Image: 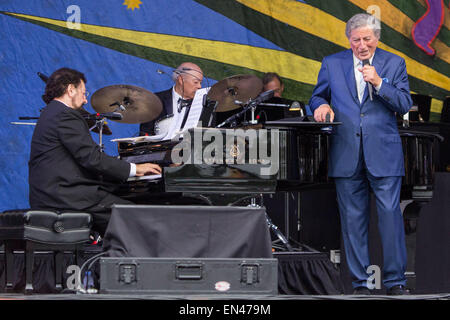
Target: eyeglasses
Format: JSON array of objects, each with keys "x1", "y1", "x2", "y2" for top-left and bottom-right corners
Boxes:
[{"x1": 84, "y1": 91, "x2": 90, "y2": 97}]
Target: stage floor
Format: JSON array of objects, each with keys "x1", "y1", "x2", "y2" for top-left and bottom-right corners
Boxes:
[{"x1": 0, "y1": 292, "x2": 449, "y2": 300}]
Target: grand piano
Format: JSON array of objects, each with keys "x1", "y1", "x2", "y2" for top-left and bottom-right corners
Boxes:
[
  {"x1": 115, "y1": 121, "x2": 336, "y2": 205},
  {"x1": 116, "y1": 123, "x2": 441, "y2": 206}
]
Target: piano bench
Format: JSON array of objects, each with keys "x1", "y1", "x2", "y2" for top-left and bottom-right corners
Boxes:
[{"x1": 0, "y1": 209, "x2": 92, "y2": 294}]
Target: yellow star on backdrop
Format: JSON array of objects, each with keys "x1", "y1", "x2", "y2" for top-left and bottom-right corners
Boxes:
[{"x1": 123, "y1": 0, "x2": 142, "y2": 11}]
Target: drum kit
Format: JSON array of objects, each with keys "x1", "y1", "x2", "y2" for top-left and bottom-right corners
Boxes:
[
  {"x1": 87, "y1": 74, "x2": 265, "y2": 135},
  {"x1": 17, "y1": 71, "x2": 266, "y2": 150}
]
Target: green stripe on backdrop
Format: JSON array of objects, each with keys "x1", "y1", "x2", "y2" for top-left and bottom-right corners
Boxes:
[
  {"x1": 429, "y1": 112, "x2": 442, "y2": 122},
  {"x1": 306, "y1": 0, "x2": 450, "y2": 78},
  {"x1": 387, "y1": 0, "x2": 450, "y2": 44},
  {"x1": 408, "y1": 76, "x2": 449, "y2": 100},
  {"x1": 387, "y1": 0, "x2": 428, "y2": 20},
  {"x1": 0, "y1": 12, "x2": 315, "y2": 103}
]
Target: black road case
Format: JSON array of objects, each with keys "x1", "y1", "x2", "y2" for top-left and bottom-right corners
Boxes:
[{"x1": 99, "y1": 257, "x2": 278, "y2": 295}]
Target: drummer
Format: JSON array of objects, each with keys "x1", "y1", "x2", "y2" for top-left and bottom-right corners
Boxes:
[
  {"x1": 140, "y1": 62, "x2": 204, "y2": 135},
  {"x1": 260, "y1": 72, "x2": 306, "y2": 119},
  {"x1": 262, "y1": 72, "x2": 284, "y2": 98}
]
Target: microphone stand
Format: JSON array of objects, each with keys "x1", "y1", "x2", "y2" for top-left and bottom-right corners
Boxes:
[
  {"x1": 216, "y1": 101, "x2": 257, "y2": 128},
  {"x1": 89, "y1": 117, "x2": 107, "y2": 152},
  {"x1": 248, "y1": 102, "x2": 258, "y2": 125},
  {"x1": 217, "y1": 90, "x2": 274, "y2": 128}
]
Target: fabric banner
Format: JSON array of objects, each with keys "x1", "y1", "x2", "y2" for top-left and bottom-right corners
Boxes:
[{"x1": 0, "y1": 0, "x2": 449, "y2": 211}]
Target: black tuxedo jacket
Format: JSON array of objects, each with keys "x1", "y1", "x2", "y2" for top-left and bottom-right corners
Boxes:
[
  {"x1": 139, "y1": 88, "x2": 172, "y2": 135},
  {"x1": 29, "y1": 100, "x2": 131, "y2": 211}
]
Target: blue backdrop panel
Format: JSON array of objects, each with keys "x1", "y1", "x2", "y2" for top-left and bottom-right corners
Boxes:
[{"x1": 0, "y1": 0, "x2": 281, "y2": 211}]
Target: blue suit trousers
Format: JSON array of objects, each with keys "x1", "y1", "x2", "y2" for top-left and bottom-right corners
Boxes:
[{"x1": 334, "y1": 148, "x2": 407, "y2": 289}]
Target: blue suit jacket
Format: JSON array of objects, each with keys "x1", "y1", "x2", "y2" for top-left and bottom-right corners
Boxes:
[{"x1": 309, "y1": 48, "x2": 413, "y2": 178}]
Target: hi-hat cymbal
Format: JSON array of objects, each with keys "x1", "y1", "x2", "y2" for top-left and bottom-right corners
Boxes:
[
  {"x1": 207, "y1": 75, "x2": 263, "y2": 112},
  {"x1": 91, "y1": 85, "x2": 163, "y2": 124},
  {"x1": 77, "y1": 107, "x2": 112, "y2": 135}
]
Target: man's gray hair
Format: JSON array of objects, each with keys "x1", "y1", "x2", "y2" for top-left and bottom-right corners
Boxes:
[{"x1": 345, "y1": 13, "x2": 381, "y2": 39}]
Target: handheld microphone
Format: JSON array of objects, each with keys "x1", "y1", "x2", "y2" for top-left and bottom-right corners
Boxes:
[{"x1": 362, "y1": 59, "x2": 373, "y2": 101}]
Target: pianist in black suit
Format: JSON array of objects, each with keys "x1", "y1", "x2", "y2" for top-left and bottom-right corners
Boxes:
[
  {"x1": 140, "y1": 62, "x2": 204, "y2": 135},
  {"x1": 28, "y1": 68, "x2": 161, "y2": 235}
]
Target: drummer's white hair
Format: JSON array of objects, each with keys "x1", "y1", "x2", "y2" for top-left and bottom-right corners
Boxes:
[
  {"x1": 171, "y1": 66, "x2": 203, "y2": 82},
  {"x1": 345, "y1": 13, "x2": 381, "y2": 39},
  {"x1": 171, "y1": 68, "x2": 184, "y2": 82}
]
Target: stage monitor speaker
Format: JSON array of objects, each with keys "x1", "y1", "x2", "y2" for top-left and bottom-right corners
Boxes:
[
  {"x1": 104, "y1": 205, "x2": 273, "y2": 259},
  {"x1": 99, "y1": 257, "x2": 278, "y2": 295}
]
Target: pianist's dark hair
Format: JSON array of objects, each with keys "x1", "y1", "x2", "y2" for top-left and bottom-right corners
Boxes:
[
  {"x1": 42, "y1": 68, "x2": 87, "y2": 104},
  {"x1": 262, "y1": 72, "x2": 283, "y2": 86}
]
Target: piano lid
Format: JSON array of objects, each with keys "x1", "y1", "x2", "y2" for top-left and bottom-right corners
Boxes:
[{"x1": 265, "y1": 116, "x2": 341, "y2": 128}]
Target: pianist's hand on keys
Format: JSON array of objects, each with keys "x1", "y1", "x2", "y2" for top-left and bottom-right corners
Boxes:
[{"x1": 135, "y1": 163, "x2": 162, "y2": 176}]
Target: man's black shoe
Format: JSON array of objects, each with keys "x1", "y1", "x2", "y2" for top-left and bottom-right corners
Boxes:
[
  {"x1": 387, "y1": 285, "x2": 410, "y2": 295},
  {"x1": 352, "y1": 286, "x2": 371, "y2": 295}
]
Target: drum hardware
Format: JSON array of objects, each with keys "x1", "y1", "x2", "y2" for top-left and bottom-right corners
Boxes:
[
  {"x1": 91, "y1": 84, "x2": 162, "y2": 124},
  {"x1": 10, "y1": 122, "x2": 36, "y2": 126},
  {"x1": 93, "y1": 117, "x2": 107, "y2": 152},
  {"x1": 78, "y1": 108, "x2": 113, "y2": 135},
  {"x1": 14, "y1": 110, "x2": 115, "y2": 138},
  {"x1": 12, "y1": 117, "x2": 39, "y2": 126},
  {"x1": 154, "y1": 114, "x2": 174, "y2": 136},
  {"x1": 207, "y1": 74, "x2": 263, "y2": 113},
  {"x1": 230, "y1": 193, "x2": 293, "y2": 252},
  {"x1": 216, "y1": 89, "x2": 274, "y2": 128},
  {"x1": 86, "y1": 113, "x2": 124, "y2": 152}
]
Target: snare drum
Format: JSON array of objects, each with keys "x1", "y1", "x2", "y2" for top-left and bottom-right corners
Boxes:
[{"x1": 154, "y1": 114, "x2": 174, "y2": 136}]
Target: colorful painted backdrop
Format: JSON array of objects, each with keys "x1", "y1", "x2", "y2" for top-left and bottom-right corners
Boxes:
[{"x1": 0, "y1": 0, "x2": 449, "y2": 211}]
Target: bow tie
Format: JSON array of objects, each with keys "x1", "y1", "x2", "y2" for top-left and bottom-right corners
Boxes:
[{"x1": 177, "y1": 98, "x2": 193, "y2": 112}]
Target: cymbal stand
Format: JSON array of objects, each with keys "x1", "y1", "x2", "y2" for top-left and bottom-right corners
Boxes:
[
  {"x1": 248, "y1": 104, "x2": 258, "y2": 125},
  {"x1": 249, "y1": 194, "x2": 293, "y2": 252},
  {"x1": 89, "y1": 117, "x2": 107, "y2": 152},
  {"x1": 266, "y1": 214, "x2": 293, "y2": 252}
]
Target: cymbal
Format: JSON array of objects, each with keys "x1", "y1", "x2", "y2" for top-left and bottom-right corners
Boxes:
[
  {"x1": 77, "y1": 107, "x2": 112, "y2": 135},
  {"x1": 90, "y1": 85, "x2": 163, "y2": 124},
  {"x1": 207, "y1": 74, "x2": 263, "y2": 112}
]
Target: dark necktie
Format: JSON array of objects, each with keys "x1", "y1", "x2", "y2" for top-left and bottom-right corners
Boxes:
[{"x1": 178, "y1": 98, "x2": 193, "y2": 130}]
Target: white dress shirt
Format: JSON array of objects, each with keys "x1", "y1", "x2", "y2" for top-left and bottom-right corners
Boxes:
[{"x1": 171, "y1": 86, "x2": 189, "y2": 132}]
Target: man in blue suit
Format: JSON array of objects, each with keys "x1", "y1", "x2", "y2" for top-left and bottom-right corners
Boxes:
[{"x1": 309, "y1": 13, "x2": 412, "y2": 295}]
